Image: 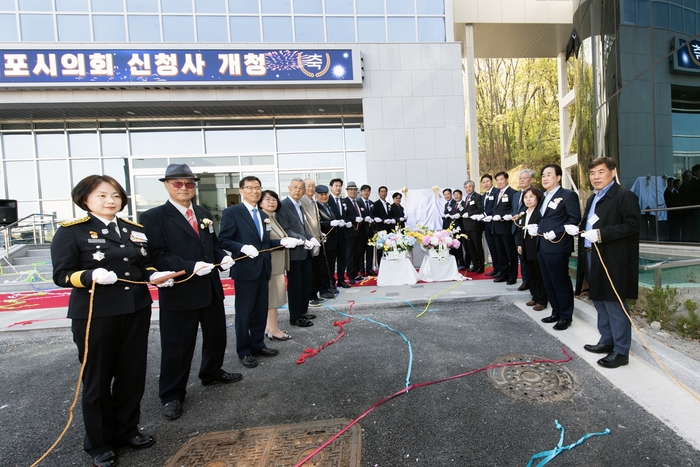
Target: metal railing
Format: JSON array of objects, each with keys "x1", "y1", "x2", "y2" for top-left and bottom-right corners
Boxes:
[{"x1": 1, "y1": 213, "x2": 58, "y2": 264}]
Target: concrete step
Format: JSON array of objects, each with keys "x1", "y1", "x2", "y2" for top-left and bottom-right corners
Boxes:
[
  {"x1": 25, "y1": 248, "x2": 52, "y2": 257},
  {"x1": 0, "y1": 263, "x2": 52, "y2": 274},
  {"x1": 7, "y1": 256, "x2": 52, "y2": 266},
  {"x1": 0, "y1": 281, "x2": 58, "y2": 294}
]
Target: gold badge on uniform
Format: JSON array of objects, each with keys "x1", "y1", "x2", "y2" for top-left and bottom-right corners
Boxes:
[{"x1": 89, "y1": 231, "x2": 98, "y2": 239}]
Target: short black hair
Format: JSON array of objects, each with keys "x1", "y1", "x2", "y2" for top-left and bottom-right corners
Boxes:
[
  {"x1": 72, "y1": 174, "x2": 128, "y2": 212},
  {"x1": 522, "y1": 187, "x2": 543, "y2": 204},
  {"x1": 360, "y1": 184, "x2": 371, "y2": 191},
  {"x1": 541, "y1": 164, "x2": 563, "y2": 177},
  {"x1": 453, "y1": 189, "x2": 463, "y2": 196},
  {"x1": 443, "y1": 188, "x2": 452, "y2": 195},
  {"x1": 258, "y1": 190, "x2": 281, "y2": 212},
  {"x1": 239, "y1": 175, "x2": 261, "y2": 188},
  {"x1": 378, "y1": 186, "x2": 388, "y2": 193},
  {"x1": 494, "y1": 171, "x2": 509, "y2": 180},
  {"x1": 480, "y1": 174, "x2": 493, "y2": 181},
  {"x1": 392, "y1": 192, "x2": 402, "y2": 199},
  {"x1": 329, "y1": 178, "x2": 344, "y2": 187}
]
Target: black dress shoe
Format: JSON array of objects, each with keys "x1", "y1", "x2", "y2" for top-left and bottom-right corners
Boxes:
[
  {"x1": 339, "y1": 282, "x2": 351, "y2": 289},
  {"x1": 290, "y1": 318, "x2": 314, "y2": 327},
  {"x1": 553, "y1": 320, "x2": 572, "y2": 330},
  {"x1": 517, "y1": 283, "x2": 529, "y2": 291},
  {"x1": 303, "y1": 313, "x2": 316, "y2": 320},
  {"x1": 162, "y1": 400, "x2": 182, "y2": 420},
  {"x1": 541, "y1": 315, "x2": 559, "y2": 323},
  {"x1": 320, "y1": 292, "x2": 335, "y2": 299},
  {"x1": 584, "y1": 343, "x2": 614, "y2": 354},
  {"x1": 239, "y1": 355, "x2": 258, "y2": 368},
  {"x1": 597, "y1": 352, "x2": 629, "y2": 368},
  {"x1": 348, "y1": 279, "x2": 357, "y2": 285},
  {"x1": 93, "y1": 450, "x2": 117, "y2": 467},
  {"x1": 202, "y1": 371, "x2": 243, "y2": 385},
  {"x1": 467, "y1": 267, "x2": 476, "y2": 272},
  {"x1": 124, "y1": 433, "x2": 155, "y2": 450},
  {"x1": 476, "y1": 269, "x2": 484, "y2": 274},
  {"x1": 485, "y1": 270, "x2": 497, "y2": 276},
  {"x1": 506, "y1": 279, "x2": 517, "y2": 285},
  {"x1": 252, "y1": 347, "x2": 279, "y2": 357},
  {"x1": 493, "y1": 277, "x2": 507, "y2": 283}
]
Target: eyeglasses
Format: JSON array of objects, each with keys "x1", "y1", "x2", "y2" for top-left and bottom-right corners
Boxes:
[
  {"x1": 169, "y1": 181, "x2": 196, "y2": 189},
  {"x1": 242, "y1": 186, "x2": 262, "y2": 191}
]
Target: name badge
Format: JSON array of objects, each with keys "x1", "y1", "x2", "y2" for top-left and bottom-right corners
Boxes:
[
  {"x1": 266, "y1": 225, "x2": 272, "y2": 231},
  {"x1": 469, "y1": 200, "x2": 475, "y2": 205},
  {"x1": 488, "y1": 196, "x2": 494, "y2": 200},
  {"x1": 589, "y1": 214, "x2": 600, "y2": 225},
  {"x1": 130, "y1": 231, "x2": 148, "y2": 241},
  {"x1": 502, "y1": 196, "x2": 509, "y2": 202},
  {"x1": 548, "y1": 201, "x2": 559, "y2": 210},
  {"x1": 87, "y1": 238, "x2": 106, "y2": 244},
  {"x1": 209, "y1": 225, "x2": 214, "y2": 233}
]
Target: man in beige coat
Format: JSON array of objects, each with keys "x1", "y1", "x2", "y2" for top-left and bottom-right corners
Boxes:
[{"x1": 302, "y1": 178, "x2": 325, "y2": 307}]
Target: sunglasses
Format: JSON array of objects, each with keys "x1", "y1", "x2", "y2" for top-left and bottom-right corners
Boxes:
[{"x1": 169, "y1": 181, "x2": 196, "y2": 189}]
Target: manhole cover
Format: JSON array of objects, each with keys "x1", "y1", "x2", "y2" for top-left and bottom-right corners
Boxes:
[
  {"x1": 164, "y1": 418, "x2": 360, "y2": 467},
  {"x1": 487, "y1": 354, "x2": 575, "y2": 402}
]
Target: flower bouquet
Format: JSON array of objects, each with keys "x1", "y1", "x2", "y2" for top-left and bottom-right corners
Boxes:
[
  {"x1": 368, "y1": 228, "x2": 416, "y2": 260},
  {"x1": 407, "y1": 225, "x2": 462, "y2": 261}
]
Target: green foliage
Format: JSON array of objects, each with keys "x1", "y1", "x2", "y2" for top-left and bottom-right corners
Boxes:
[
  {"x1": 676, "y1": 299, "x2": 700, "y2": 340},
  {"x1": 643, "y1": 286, "x2": 680, "y2": 329}
]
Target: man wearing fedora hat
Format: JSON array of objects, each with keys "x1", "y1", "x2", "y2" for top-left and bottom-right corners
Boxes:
[{"x1": 140, "y1": 163, "x2": 240, "y2": 421}]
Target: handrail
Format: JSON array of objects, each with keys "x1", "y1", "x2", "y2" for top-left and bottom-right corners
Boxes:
[
  {"x1": 2, "y1": 213, "x2": 58, "y2": 265},
  {"x1": 0, "y1": 213, "x2": 56, "y2": 232},
  {"x1": 638, "y1": 258, "x2": 700, "y2": 288}
]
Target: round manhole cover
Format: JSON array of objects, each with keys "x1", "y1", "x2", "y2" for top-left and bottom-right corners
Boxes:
[{"x1": 487, "y1": 354, "x2": 575, "y2": 402}]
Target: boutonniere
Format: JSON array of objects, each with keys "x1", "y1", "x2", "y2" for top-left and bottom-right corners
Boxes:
[
  {"x1": 200, "y1": 218, "x2": 213, "y2": 229},
  {"x1": 264, "y1": 218, "x2": 271, "y2": 224},
  {"x1": 554, "y1": 198, "x2": 563, "y2": 204}
]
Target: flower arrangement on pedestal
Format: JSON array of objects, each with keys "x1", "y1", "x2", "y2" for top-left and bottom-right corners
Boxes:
[
  {"x1": 406, "y1": 225, "x2": 462, "y2": 260},
  {"x1": 368, "y1": 228, "x2": 416, "y2": 260}
]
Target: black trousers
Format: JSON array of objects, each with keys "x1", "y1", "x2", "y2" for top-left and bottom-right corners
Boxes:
[
  {"x1": 234, "y1": 277, "x2": 268, "y2": 357},
  {"x1": 363, "y1": 237, "x2": 375, "y2": 274},
  {"x1": 522, "y1": 258, "x2": 547, "y2": 305},
  {"x1": 336, "y1": 235, "x2": 348, "y2": 284},
  {"x1": 287, "y1": 256, "x2": 312, "y2": 321},
  {"x1": 465, "y1": 229, "x2": 484, "y2": 271},
  {"x1": 72, "y1": 308, "x2": 151, "y2": 456},
  {"x1": 345, "y1": 235, "x2": 362, "y2": 279},
  {"x1": 159, "y1": 299, "x2": 227, "y2": 404},
  {"x1": 494, "y1": 232, "x2": 518, "y2": 281},
  {"x1": 538, "y1": 251, "x2": 574, "y2": 321},
  {"x1": 309, "y1": 252, "x2": 323, "y2": 300},
  {"x1": 319, "y1": 246, "x2": 337, "y2": 294},
  {"x1": 484, "y1": 227, "x2": 499, "y2": 272}
]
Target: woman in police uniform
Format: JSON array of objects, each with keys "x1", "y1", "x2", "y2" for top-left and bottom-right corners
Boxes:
[{"x1": 51, "y1": 175, "x2": 173, "y2": 467}]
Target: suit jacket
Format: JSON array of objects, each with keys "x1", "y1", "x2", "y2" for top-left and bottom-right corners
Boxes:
[
  {"x1": 482, "y1": 188, "x2": 497, "y2": 216},
  {"x1": 140, "y1": 201, "x2": 226, "y2": 311},
  {"x1": 268, "y1": 213, "x2": 289, "y2": 274},
  {"x1": 276, "y1": 197, "x2": 313, "y2": 261},
  {"x1": 52, "y1": 214, "x2": 155, "y2": 319},
  {"x1": 443, "y1": 198, "x2": 457, "y2": 229},
  {"x1": 373, "y1": 198, "x2": 391, "y2": 220},
  {"x1": 515, "y1": 209, "x2": 542, "y2": 261},
  {"x1": 317, "y1": 200, "x2": 339, "y2": 250},
  {"x1": 462, "y1": 192, "x2": 484, "y2": 232},
  {"x1": 492, "y1": 186, "x2": 517, "y2": 235},
  {"x1": 389, "y1": 203, "x2": 406, "y2": 227},
  {"x1": 358, "y1": 197, "x2": 374, "y2": 236},
  {"x1": 342, "y1": 197, "x2": 363, "y2": 238},
  {"x1": 575, "y1": 183, "x2": 640, "y2": 301},
  {"x1": 536, "y1": 186, "x2": 581, "y2": 254},
  {"x1": 300, "y1": 196, "x2": 322, "y2": 242}
]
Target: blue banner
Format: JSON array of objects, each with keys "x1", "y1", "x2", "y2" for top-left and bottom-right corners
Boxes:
[
  {"x1": 0, "y1": 48, "x2": 359, "y2": 85},
  {"x1": 672, "y1": 37, "x2": 700, "y2": 74}
]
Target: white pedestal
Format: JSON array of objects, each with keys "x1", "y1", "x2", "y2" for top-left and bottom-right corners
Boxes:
[
  {"x1": 377, "y1": 257, "x2": 419, "y2": 286},
  {"x1": 417, "y1": 255, "x2": 464, "y2": 282}
]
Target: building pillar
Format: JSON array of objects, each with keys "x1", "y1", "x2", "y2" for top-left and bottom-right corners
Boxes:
[
  {"x1": 463, "y1": 24, "x2": 479, "y2": 181},
  {"x1": 558, "y1": 52, "x2": 577, "y2": 190}
]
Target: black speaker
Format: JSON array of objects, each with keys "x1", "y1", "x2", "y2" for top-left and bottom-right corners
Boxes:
[{"x1": 0, "y1": 200, "x2": 18, "y2": 225}]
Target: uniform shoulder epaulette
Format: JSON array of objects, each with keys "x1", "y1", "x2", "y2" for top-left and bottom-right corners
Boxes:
[
  {"x1": 120, "y1": 217, "x2": 143, "y2": 228},
  {"x1": 59, "y1": 216, "x2": 90, "y2": 228}
]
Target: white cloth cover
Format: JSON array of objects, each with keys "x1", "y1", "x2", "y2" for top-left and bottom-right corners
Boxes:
[
  {"x1": 377, "y1": 257, "x2": 419, "y2": 286},
  {"x1": 417, "y1": 255, "x2": 464, "y2": 283}
]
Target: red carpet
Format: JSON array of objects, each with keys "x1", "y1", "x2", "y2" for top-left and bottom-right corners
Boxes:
[{"x1": 345, "y1": 266, "x2": 503, "y2": 287}]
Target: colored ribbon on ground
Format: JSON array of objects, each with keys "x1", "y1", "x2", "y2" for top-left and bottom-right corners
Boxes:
[
  {"x1": 296, "y1": 300, "x2": 355, "y2": 364},
  {"x1": 527, "y1": 419, "x2": 610, "y2": 467},
  {"x1": 416, "y1": 281, "x2": 463, "y2": 318},
  {"x1": 294, "y1": 348, "x2": 572, "y2": 467}
]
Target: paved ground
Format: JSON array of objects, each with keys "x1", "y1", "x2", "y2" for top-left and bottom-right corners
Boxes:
[{"x1": 1, "y1": 280, "x2": 700, "y2": 466}]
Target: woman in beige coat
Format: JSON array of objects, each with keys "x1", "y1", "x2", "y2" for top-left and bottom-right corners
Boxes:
[{"x1": 259, "y1": 190, "x2": 292, "y2": 340}]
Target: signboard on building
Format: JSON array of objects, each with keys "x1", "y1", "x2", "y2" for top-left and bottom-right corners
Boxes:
[
  {"x1": 0, "y1": 48, "x2": 362, "y2": 87},
  {"x1": 671, "y1": 36, "x2": 700, "y2": 75}
]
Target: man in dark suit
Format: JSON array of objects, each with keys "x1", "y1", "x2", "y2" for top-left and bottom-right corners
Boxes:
[
  {"x1": 491, "y1": 172, "x2": 518, "y2": 284},
  {"x1": 452, "y1": 189, "x2": 467, "y2": 269},
  {"x1": 461, "y1": 180, "x2": 485, "y2": 273},
  {"x1": 316, "y1": 185, "x2": 340, "y2": 299},
  {"x1": 276, "y1": 178, "x2": 319, "y2": 327},
  {"x1": 342, "y1": 181, "x2": 365, "y2": 283},
  {"x1": 372, "y1": 185, "x2": 393, "y2": 265},
  {"x1": 664, "y1": 177, "x2": 680, "y2": 241},
  {"x1": 302, "y1": 178, "x2": 324, "y2": 307},
  {"x1": 442, "y1": 188, "x2": 457, "y2": 230},
  {"x1": 574, "y1": 157, "x2": 640, "y2": 369},
  {"x1": 481, "y1": 174, "x2": 500, "y2": 276},
  {"x1": 358, "y1": 184, "x2": 376, "y2": 276},
  {"x1": 328, "y1": 178, "x2": 350, "y2": 288},
  {"x1": 140, "y1": 164, "x2": 240, "y2": 421},
  {"x1": 218, "y1": 175, "x2": 296, "y2": 369},
  {"x1": 531, "y1": 163, "x2": 581, "y2": 331},
  {"x1": 511, "y1": 169, "x2": 534, "y2": 291}
]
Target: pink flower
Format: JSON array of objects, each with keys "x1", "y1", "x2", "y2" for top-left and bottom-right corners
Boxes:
[
  {"x1": 452, "y1": 239, "x2": 460, "y2": 248},
  {"x1": 422, "y1": 236, "x2": 431, "y2": 245}
]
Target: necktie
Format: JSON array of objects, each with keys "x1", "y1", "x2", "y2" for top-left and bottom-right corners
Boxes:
[
  {"x1": 186, "y1": 208, "x2": 200, "y2": 237},
  {"x1": 251, "y1": 208, "x2": 262, "y2": 239},
  {"x1": 540, "y1": 192, "x2": 550, "y2": 216},
  {"x1": 496, "y1": 189, "x2": 503, "y2": 204},
  {"x1": 352, "y1": 199, "x2": 360, "y2": 216},
  {"x1": 108, "y1": 221, "x2": 120, "y2": 238},
  {"x1": 335, "y1": 197, "x2": 342, "y2": 214}
]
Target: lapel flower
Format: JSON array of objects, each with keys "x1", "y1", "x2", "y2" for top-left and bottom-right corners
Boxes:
[
  {"x1": 264, "y1": 218, "x2": 271, "y2": 224},
  {"x1": 200, "y1": 218, "x2": 213, "y2": 229},
  {"x1": 554, "y1": 197, "x2": 563, "y2": 204}
]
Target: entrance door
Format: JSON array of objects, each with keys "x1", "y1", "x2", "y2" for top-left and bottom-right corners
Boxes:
[{"x1": 197, "y1": 172, "x2": 240, "y2": 232}]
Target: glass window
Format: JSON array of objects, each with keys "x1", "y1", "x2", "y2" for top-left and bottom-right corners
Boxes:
[
  {"x1": 132, "y1": 157, "x2": 169, "y2": 168},
  {"x1": 294, "y1": 16, "x2": 324, "y2": 42},
  {"x1": 134, "y1": 177, "x2": 167, "y2": 214},
  {"x1": 36, "y1": 134, "x2": 67, "y2": 159},
  {"x1": 128, "y1": 15, "x2": 160, "y2": 41},
  {"x1": 230, "y1": 16, "x2": 261, "y2": 41},
  {"x1": 0, "y1": 15, "x2": 18, "y2": 41},
  {"x1": 324, "y1": 0, "x2": 353, "y2": 14},
  {"x1": 91, "y1": 0, "x2": 124, "y2": 12},
  {"x1": 161, "y1": 0, "x2": 193, "y2": 12},
  {"x1": 278, "y1": 152, "x2": 344, "y2": 169},
  {"x1": 68, "y1": 133, "x2": 98, "y2": 158},
  {"x1": 623, "y1": 0, "x2": 636, "y2": 24},
  {"x1": 357, "y1": 17, "x2": 385, "y2": 41},
  {"x1": 387, "y1": 0, "x2": 414, "y2": 15},
  {"x1": 277, "y1": 127, "x2": 343, "y2": 151},
  {"x1": 20, "y1": 14, "x2": 55, "y2": 41},
  {"x1": 294, "y1": 0, "x2": 322, "y2": 14},
  {"x1": 130, "y1": 130, "x2": 203, "y2": 156},
  {"x1": 241, "y1": 155, "x2": 275, "y2": 165},
  {"x1": 344, "y1": 127, "x2": 365, "y2": 150},
  {"x1": 229, "y1": 0, "x2": 259, "y2": 13},
  {"x1": 102, "y1": 158, "x2": 128, "y2": 188},
  {"x1": 346, "y1": 151, "x2": 366, "y2": 184},
  {"x1": 262, "y1": 16, "x2": 292, "y2": 41},
  {"x1": 43, "y1": 200, "x2": 74, "y2": 219},
  {"x1": 0, "y1": 0, "x2": 15, "y2": 10},
  {"x1": 388, "y1": 17, "x2": 415, "y2": 41},
  {"x1": 205, "y1": 129, "x2": 275, "y2": 153},
  {"x1": 126, "y1": 0, "x2": 158, "y2": 12},
  {"x1": 326, "y1": 17, "x2": 354, "y2": 41},
  {"x1": 163, "y1": 15, "x2": 195, "y2": 41},
  {"x1": 170, "y1": 156, "x2": 239, "y2": 166},
  {"x1": 670, "y1": 0, "x2": 682, "y2": 4},
  {"x1": 685, "y1": 0, "x2": 696, "y2": 8},
  {"x1": 2, "y1": 134, "x2": 33, "y2": 160},
  {"x1": 261, "y1": 0, "x2": 291, "y2": 13},
  {"x1": 93, "y1": 15, "x2": 126, "y2": 41},
  {"x1": 418, "y1": 17, "x2": 444, "y2": 41},
  {"x1": 416, "y1": 0, "x2": 444, "y2": 15},
  {"x1": 671, "y1": 4, "x2": 683, "y2": 30},
  {"x1": 39, "y1": 160, "x2": 70, "y2": 198},
  {"x1": 248, "y1": 172, "x2": 276, "y2": 191},
  {"x1": 685, "y1": 8, "x2": 696, "y2": 34},
  {"x1": 56, "y1": 0, "x2": 88, "y2": 11},
  {"x1": 5, "y1": 162, "x2": 38, "y2": 200},
  {"x1": 196, "y1": 0, "x2": 226, "y2": 13},
  {"x1": 19, "y1": 0, "x2": 52, "y2": 11},
  {"x1": 57, "y1": 15, "x2": 91, "y2": 41},
  {"x1": 638, "y1": 0, "x2": 650, "y2": 26},
  {"x1": 71, "y1": 159, "x2": 100, "y2": 185},
  {"x1": 100, "y1": 132, "x2": 127, "y2": 157},
  {"x1": 197, "y1": 15, "x2": 228, "y2": 41},
  {"x1": 356, "y1": 0, "x2": 383, "y2": 14}
]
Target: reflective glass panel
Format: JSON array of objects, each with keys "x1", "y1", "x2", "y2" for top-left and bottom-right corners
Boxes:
[
  {"x1": 128, "y1": 15, "x2": 160, "y2": 41},
  {"x1": 5, "y1": 162, "x2": 38, "y2": 199},
  {"x1": 230, "y1": 16, "x2": 261, "y2": 41},
  {"x1": 346, "y1": 151, "x2": 366, "y2": 184},
  {"x1": 163, "y1": 15, "x2": 195, "y2": 41},
  {"x1": 68, "y1": 133, "x2": 98, "y2": 158},
  {"x1": 388, "y1": 17, "x2": 415, "y2": 41},
  {"x1": 344, "y1": 127, "x2": 365, "y2": 150},
  {"x1": 294, "y1": 0, "x2": 322, "y2": 14},
  {"x1": 36, "y1": 134, "x2": 67, "y2": 159},
  {"x1": 0, "y1": 0, "x2": 15, "y2": 10},
  {"x1": 57, "y1": 15, "x2": 90, "y2": 41},
  {"x1": 0, "y1": 15, "x2": 18, "y2": 41},
  {"x1": 229, "y1": 0, "x2": 259, "y2": 13},
  {"x1": 638, "y1": 0, "x2": 650, "y2": 26},
  {"x1": 357, "y1": 17, "x2": 385, "y2": 42},
  {"x1": 324, "y1": 0, "x2": 353, "y2": 14},
  {"x1": 356, "y1": 0, "x2": 383, "y2": 14},
  {"x1": 262, "y1": 16, "x2": 292, "y2": 42},
  {"x1": 71, "y1": 159, "x2": 100, "y2": 186},
  {"x1": 277, "y1": 127, "x2": 343, "y2": 151},
  {"x1": 685, "y1": 0, "x2": 696, "y2": 8},
  {"x1": 197, "y1": 15, "x2": 228, "y2": 41},
  {"x1": 623, "y1": 0, "x2": 636, "y2": 24},
  {"x1": 131, "y1": 131, "x2": 203, "y2": 155},
  {"x1": 295, "y1": 16, "x2": 324, "y2": 42},
  {"x1": 132, "y1": 157, "x2": 168, "y2": 168},
  {"x1": 134, "y1": 177, "x2": 167, "y2": 214},
  {"x1": 20, "y1": 14, "x2": 55, "y2": 41},
  {"x1": 261, "y1": 0, "x2": 291, "y2": 13},
  {"x1": 418, "y1": 17, "x2": 444, "y2": 41},
  {"x1": 126, "y1": 0, "x2": 158, "y2": 12},
  {"x1": 102, "y1": 158, "x2": 128, "y2": 188},
  {"x1": 170, "y1": 156, "x2": 239, "y2": 166},
  {"x1": 16, "y1": 200, "x2": 39, "y2": 218},
  {"x1": 196, "y1": 0, "x2": 226, "y2": 12},
  {"x1": 671, "y1": 4, "x2": 684, "y2": 31},
  {"x1": 93, "y1": 15, "x2": 127, "y2": 41},
  {"x1": 19, "y1": 0, "x2": 52, "y2": 11},
  {"x1": 162, "y1": 0, "x2": 193, "y2": 12},
  {"x1": 91, "y1": 0, "x2": 124, "y2": 12},
  {"x1": 56, "y1": 0, "x2": 88, "y2": 11},
  {"x1": 278, "y1": 152, "x2": 344, "y2": 169},
  {"x1": 387, "y1": 0, "x2": 414, "y2": 14},
  {"x1": 241, "y1": 155, "x2": 275, "y2": 165},
  {"x1": 2, "y1": 134, "x2": 33, "y2": 160},
  {"x1": 43, "y1": 200, "x2": 74, "y2": 219},
  {"x1": 652, "y1": 1, "x2": 669, "y2": 28},
  {"x1": 245, "y1": 172, "x2": 275, "y2": 191},
  {"x1": 326, "y1": 17, "x2": 355, "y2": 41},
  {"x1": 39, "y1": 160, "x2": 70, "y2": 198},
  {"x1": 416, "y1": 0, "x2": 444, "y2": 15},
  {"x1": 685, "y1": 8, "x2": 696, "y2": 34},
  {"x1": 100, "y1": 132, "x2": 127, "y2": 157},
  {"x1": 205, "y1": 129, "x2": 275, "y2": 153}
]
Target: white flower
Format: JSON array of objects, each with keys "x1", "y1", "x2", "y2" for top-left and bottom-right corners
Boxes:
[{"x1": 200, "y1": 218, "x2": 213, "y2": 229}]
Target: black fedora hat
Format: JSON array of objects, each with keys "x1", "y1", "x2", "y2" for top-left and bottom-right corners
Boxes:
[{"x1": 159, "y1": 163, "x2": 200, "y2": 182}]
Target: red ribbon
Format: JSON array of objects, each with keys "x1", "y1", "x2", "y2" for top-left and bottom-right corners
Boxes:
[{"x1": 296, "y1": 300, "x2": 355, "y2": 364}]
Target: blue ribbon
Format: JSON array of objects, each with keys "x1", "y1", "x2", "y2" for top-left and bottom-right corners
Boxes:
[{"x1": 527, "y1": 420, "x2": 610, "y2": 467}]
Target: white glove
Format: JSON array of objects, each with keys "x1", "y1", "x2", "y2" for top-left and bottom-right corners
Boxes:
[
  {"x1": 462, "y1": 213, "x2": 469, "y2": 218},
  {"x1": 391, "y1": 219, "x2": 397, "y2": 224},
  {"x1": 219, "y1": 256, "x2": 235, "y2": 271},
  {"x1": 150, "y1": 271, "x2": 175, "y2": 287},
  {"x1": 364, "y1": 216, "x2": 372, "y2": 223},
  {"x1": 312, "y1": 245, "x2": 320, "y2": 256},
  {"x1": 384, "y1": 219, "x2": 392, "y2": 224},
  {"x1": 374, "y1": 217, "x2": 382, "y2": 223},
  {"x1": 564, "y1": 225, "x2": 580, "y2": 236},
  {"x1": 453, "y1": 214, "x2": 461, "y2": 219},
  {"x1": 92, "y1": 268, "x2": 117, "y2": 285},
  {"x1": 330, "y1": 219, "x2": 341, "y2": 227},
  {"x1": 194, "y1": 261, "x2": 215, "y2": 276},
  {"x1": 345, "y1": 221, "x2": 353, "y2": 228},
  {"x1": 582, "y1": 229, "x2": 600, "y2": 243},
  {"x1": 483, "y1": 216, "x2": 492, "y2": 223},
  {"x1": 492, "y1": 214, "x2": 502, "y2": 221},
  {"x1": 303, "y1": 239, "x2": 314, "y2": 250},
  {"x1": 543, "y1": 230, "x2": 556, "y2": 240},
  {"x1": 473, "y1": 214, "x2": 484, "y2": 221},
  {"x1": 309, "y1": 237, "x2": 320, "y2": 248},
  {"x1": 503, "y1": 214, "x2": 512, "y2": 221},
  {"x1": 526, "y1": 224, "x2": 539, "y2": 237},
  {"x1": 355, "y1": 216, "x2": 363, "y2": 223},
  {"x1": 399, "y1": 217, "x2": 405, "y2": 222},
  {"x1": 280, "y1": 237, "x2": 297, "y2": 248},
  {"x1": 240, "y1": 245, "x2": 259, "y2": 258}
]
